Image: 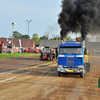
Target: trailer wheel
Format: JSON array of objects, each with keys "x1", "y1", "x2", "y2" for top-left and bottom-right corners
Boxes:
[
  {"x1": 58, "y1": 72, "x2": 61, "y2": 76},
  {"x1": 80, "y1": 71, "x2": 84, "y2": 78}
]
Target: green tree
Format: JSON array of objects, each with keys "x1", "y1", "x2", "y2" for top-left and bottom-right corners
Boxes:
[
  {"x1": 13, "y1": 31, "x2": 22, "y2": 39},
  {"x1": 32, "y1": 33, "x2": 40, "y2": 42},
  {"x1": 63, "y1": 36, "x2": 73, "y2": 41},
  {"x1": 50, "y1": 37, "x2": 61, "y2": 40},
  {"x1": 40, "y1": 35, "x2": 48, "y2": 40},
  {"x1": 22, "y1": 35, "x2": 30, "y2": 39},
  {"x1": 13, "y1": 31, "x2": 30, "y2": 39}
]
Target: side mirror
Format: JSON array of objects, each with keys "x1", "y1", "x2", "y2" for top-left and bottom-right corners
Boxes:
[{"x1": 84, "y1": 48, "x2": 87, "y2": 54}]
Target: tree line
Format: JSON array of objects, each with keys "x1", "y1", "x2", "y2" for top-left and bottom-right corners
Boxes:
[{"x1": 13, "y1": 31, "x2": 74, "y2": 42}]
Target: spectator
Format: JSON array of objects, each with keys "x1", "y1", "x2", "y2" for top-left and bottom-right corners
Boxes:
[
  {"x1": 50, "y1": 50, "x2": 53, "y2": 60},
  {"x1": 40, "y1": 50, "x2": 43, "y2": 57},
  {"x1": 52, "y1": 51, "x2": 55, "y2": 62},
  {"x1": 21, "y1": 48, "x2": 23, "y2": 53},
  {"x1": 56, "y1": 48, "x2": 58, "y2": 59}
]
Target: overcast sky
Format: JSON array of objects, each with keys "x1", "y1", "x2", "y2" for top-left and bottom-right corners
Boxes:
[{"x1": 0, "y1": 0, "x2": 62, "y2": 38}]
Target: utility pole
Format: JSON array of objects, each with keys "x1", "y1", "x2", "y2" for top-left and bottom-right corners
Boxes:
[
  {"x1": 26, "y1": 20, "x2": 32, "y2": 49},
  {"x1": 12, "y1": 22, "x2": 16, "y2": 53}
]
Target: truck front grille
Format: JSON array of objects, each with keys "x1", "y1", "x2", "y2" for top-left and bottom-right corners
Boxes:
[{"x1": 67, "y1": 57, "x2": 75, "y2": 66}]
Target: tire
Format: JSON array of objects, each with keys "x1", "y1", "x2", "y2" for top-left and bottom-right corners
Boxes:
[
  {"x1": 80, "y1": 71, "x2": 84, "y2": 78},
  {"x1": 58, "y1": 72, "x2": 61, "y2": 76},
  {"x1": 84, "y1": 70, "x2": 86, "y2": 76},
  {"x1": 40, "y1": 57, "x2": 42, "y2": 61},
  {"x1": 50, "y1": 57, "x2": 52, "y2": 61},
  {"x1": 34, "y1": 51, "x2": 37, "y2": 53},
  {"x1": 48, "y1": 57, "x2": 50, "y2": 61}
]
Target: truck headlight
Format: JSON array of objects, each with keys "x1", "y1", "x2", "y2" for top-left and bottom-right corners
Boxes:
[
  {"x1": 58, "y1": 65, "x2": 63, "y2": 68},
  {"x1": 78, "y1": 65, "x2": 83, "y2": 68}
]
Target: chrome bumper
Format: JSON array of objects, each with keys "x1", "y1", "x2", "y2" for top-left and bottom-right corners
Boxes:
[{"x1": 57, "y1": 67, "x2": 83, "y2": 73}]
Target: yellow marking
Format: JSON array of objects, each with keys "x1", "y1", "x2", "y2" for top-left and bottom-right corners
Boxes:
[{"x1": 67, "y1": 70, "x2": 73, "y2": 72}]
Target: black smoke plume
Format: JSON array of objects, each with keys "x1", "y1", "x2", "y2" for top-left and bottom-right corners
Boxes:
[{"x1": 58, "y1": 0, "x2": 100, "y2": 40}]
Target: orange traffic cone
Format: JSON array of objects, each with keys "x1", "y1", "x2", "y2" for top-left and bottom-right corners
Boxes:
[
  {"x1": 13, "y1": 54, "x2": 15, "y2": 57},
  {"x1": 3, "y1": 55, "x2": 4, "y2": 58},
  {"x1": 23, "y1": 54, "x2": 25, "y2": 57},
  {"x1": 37, "y1": 53, "x2": 38, "y2": 55},
  {"x1": 30, "y1": 53, "x2": 31, "y2": 56}
]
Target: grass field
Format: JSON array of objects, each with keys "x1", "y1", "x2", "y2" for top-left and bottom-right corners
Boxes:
[{"x1": 0, "y1": 53, "x2": 40, "y2": 58}]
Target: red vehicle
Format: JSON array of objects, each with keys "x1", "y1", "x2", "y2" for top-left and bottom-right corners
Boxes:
[
  {"x1": 36, "y1": 49, "x2": 41, "y2": 53},
  {"x1": 23, "y1": 49, "x2": 38, "y2": 53},
  {"x1": 40, "y1": 47, "x2": 52, "y2": 61}
]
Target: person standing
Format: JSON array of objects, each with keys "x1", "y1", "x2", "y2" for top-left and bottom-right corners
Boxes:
[
  {"x1": 55, "y1": 48, "x2": 58, "y2": 59},
  {"x1": 52, "y1": 51, "x2": 55, "y2": 62},
  {"x1": 50, "y1": 50, "x2": 53, "y2": 61}
]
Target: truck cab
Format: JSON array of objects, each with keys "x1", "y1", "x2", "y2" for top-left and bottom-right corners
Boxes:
[{"x1": 57, "y1": 40, "x2": 86, "y2": 78}]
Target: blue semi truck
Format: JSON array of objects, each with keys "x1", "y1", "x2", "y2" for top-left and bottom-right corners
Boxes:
[{"x1": 57, "y1": 38, "x2": 90, "y2": 78}]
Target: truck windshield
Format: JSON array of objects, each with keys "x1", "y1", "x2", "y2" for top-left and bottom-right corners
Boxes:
[{"x1": 59, "y1": 46, "x2": 82, "y2": 54}]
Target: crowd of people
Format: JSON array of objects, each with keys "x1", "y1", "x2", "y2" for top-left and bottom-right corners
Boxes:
[{"x1": 87, "y1": 49, "x2": 100, "y2": 56}]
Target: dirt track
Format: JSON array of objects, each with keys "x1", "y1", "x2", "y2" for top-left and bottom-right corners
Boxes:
[
  {"x1": 0, "y1": 55, "x2": 48, "y2": 73},
  {"x1": 0, "y1": 56, "x2": 100, "y2": 100}
]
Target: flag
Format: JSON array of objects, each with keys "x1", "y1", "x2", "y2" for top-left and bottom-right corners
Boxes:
[
  {"x1": 52, "y1": 34, "x2": 61, "y2": 37},
  {"x1": 45, "y1": 34, "x2": 52, "y2": 38},
  {"x1": 45, "y1": 34, "x2": 60, "y2": 38},
  {"x1": 7, "y1": 37, "x2": 9, "y2": 45}
]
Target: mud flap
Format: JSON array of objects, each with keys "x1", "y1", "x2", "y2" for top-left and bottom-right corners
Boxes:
[
  {"x1": 84, "y1": 63, "x2": 90, "y2": 72},
  {"x1": 98, "y1": 77, "x2": 100, "y2": 88}
]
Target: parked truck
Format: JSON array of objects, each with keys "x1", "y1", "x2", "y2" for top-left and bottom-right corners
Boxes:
[{"x1": 57, "y1": 38, "x2": 90, "y2": 78}]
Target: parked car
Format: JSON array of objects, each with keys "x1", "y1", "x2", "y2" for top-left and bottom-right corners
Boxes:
[
  {"x1": 35, "y1": 49, "x2": 41, "y2": 53},
  {"x1": 23, "y1": 49, "x2": 38, "y2": 53}
]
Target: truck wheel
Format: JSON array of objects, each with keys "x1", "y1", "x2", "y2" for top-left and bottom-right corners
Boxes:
[
  {"x1": 40, "y1": 57, "x2": 42, "y2": 61},
  {"x1": 80, "y1": 71, "x2": 84, "y2": 78},
  {"x1": 48, "y1": 57, "x2": 50, "y2": 61},
  {"x1": 58, "y1": 72, "x2": 61, "y2": 76}
]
